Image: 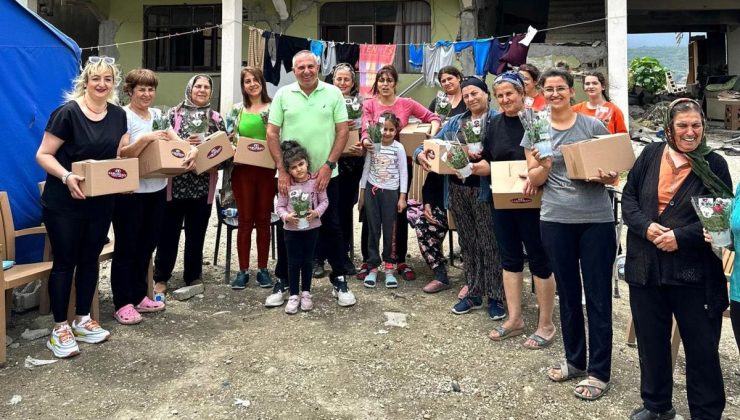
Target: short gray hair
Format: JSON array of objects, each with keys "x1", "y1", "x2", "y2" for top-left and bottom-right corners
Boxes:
[{"x1": 292, "y1": 50, "x2": 320, "y2": 68}]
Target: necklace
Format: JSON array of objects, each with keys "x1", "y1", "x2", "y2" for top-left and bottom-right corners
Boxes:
[{"x1": 83, "y1": 96, "x2": 107, "y2": 115}]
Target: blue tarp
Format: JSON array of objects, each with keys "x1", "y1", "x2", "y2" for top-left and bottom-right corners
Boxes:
[{"x1": 0, "y1": 2, "x2": 80, "y2": 262}]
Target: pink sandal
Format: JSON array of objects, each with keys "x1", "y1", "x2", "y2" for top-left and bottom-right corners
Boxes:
[
  {"x1": 135, "y1": 296, "x2": 165, "y2": 313},
  {"x1": 114, "y1": 304, "x2": 142, "y2": 325}
]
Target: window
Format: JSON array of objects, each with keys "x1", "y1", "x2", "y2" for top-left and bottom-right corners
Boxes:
[
  {"x1": 144, "y1": 5, "x2": 221, "y2": 72},
  {"x1": 320, "y1": 1, "x2": 431, "y2": 73}
]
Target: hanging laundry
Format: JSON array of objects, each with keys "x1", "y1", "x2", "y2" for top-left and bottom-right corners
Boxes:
[
  {"x1": 422, "y1": 43, "x2": 454, "y2": 87},
  {"x1": 247, "y1": 27, "x2": 265, "y2": 69},
  {"x1": 484, "y1": 38, "x2": 509, "y2": 76},
  {"x1": 321, "y1": 41, "x2": 337, "y2": 76},
  {"x1": 453, "y1": 40, "x2": 474, "y2": 53},
  {"x1": 358, "y1": 44, "x2": 397, "y2": 98},
  {"x1": 435, "y1": 40, "x2": 453, "y2": 48},
  {"x1": 408, "y1": 43, "x2": 424, "y2": 70},
  {"x1": 496, "y1": 34, "x2": 529, "y2": 74},
  {"x1": 520, "y1": 26, "x2": 538, "y2": 47},
  {"x1": 262, "y1": 33, "x2": 311, "y2": 86},
  {"x1": 262, "y1": 32, "x2": 281, "y2": 85},
  {"x1": 473, "y1": 39, "x2": 492, "y2": 76},
  {"x1": 310, "y1": 40, "x2": 325, "y2": 63},
  {"x1": 336, "y1": 43, "x2": 360, "y2": 68}
]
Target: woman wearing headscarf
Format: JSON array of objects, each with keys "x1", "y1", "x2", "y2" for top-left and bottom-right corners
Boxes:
[
  {"x1": 36, "y1": 56, "x2": 127, "y2": 357},
  {"x1": 154, "y1": 75, "x2": 226, "y2": 291},
  {"x1": 622, "y1": 98, "x2": 731, "y2": 420},
  {"x1": 415, "y1": 76, "x2": 505, "y2": 319}
]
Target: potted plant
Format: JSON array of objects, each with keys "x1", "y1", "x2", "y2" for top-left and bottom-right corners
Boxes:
[
  {"x1": 692, "y1": 196, "x2": 733, "y2": 247},
  {"x1": 290, "y1": 190, "x2": 311, "y2": 230},
  {"x1": 461, "y1": 118, "x2": 483, "y2": 154},
  {"x1": 518, "y1": 106, "x2": 553, "y2": 159},
  {"x1": 442, "y1": 142, "x2": 472, "y2": 178}
]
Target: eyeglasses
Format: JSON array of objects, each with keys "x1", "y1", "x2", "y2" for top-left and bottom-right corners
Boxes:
[
  {"x1": 543, "y1": 86, "x2": 569, "y2": 95},
  {"x1": 87, "y1": 56, "x2": 115, "y2": 65}
]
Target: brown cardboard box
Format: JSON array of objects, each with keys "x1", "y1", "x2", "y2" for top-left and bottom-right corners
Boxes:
[
  {"x1": 400, "y1": 123, "x2": 431, "y2": 157},
  {"x1": 490, "y1": 160, "x2": 542, "y2": 209},
  {"x1": 233, "y1": 137, "x2": 276, "y2": 169},
  {"x1": 71, "y1": 158, "x2": 139, "y2": 197},
  {"x1": 725, "y1": 102, "x2": 740, "y2": 131},
  {"x1": 138, "y1": 139, "x2": 191, "y2": 178},
  {"x1": 447, "y1": 210, "x2": 456, "y2": 231},
  {"x1": 408, "y1": 163, "x2": 428, "y2": 202},
  {"x1": 344, "y1": 130, "x2": 360, "y2": 154},
  {"x1": 561, "y1": 133, "x2": 635, "y2": 180},
  {"x1": 194, "y1": 131, "x2": 235, "y2": 174},
  {"x1": 422, "y1": 139, "x2": 465, "y2": 175}
]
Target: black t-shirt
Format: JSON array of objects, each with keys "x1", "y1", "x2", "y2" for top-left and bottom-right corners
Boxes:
[
  {"x1": 428, "y1": 96, "x2": 467, "y2": 117},
  {"x1": 41, "y1": 101, "x2": 127, "y2": 217},
  {"x1": 481, "y1": 113, "x2": 526, "y2": 162}
]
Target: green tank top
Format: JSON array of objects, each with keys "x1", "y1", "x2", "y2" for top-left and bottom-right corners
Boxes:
[{"x1": 237, "y1": 112, "x2": 266, "y2": 140}]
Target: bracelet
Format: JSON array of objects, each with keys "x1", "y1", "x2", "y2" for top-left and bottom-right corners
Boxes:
[{"x1": 61, "y1": 171, "x2": 72, "y2": 185}]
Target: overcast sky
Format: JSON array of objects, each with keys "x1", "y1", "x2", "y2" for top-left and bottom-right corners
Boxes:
[{"x1": 627, "y1": 32, "x2": 699, "y2": 47}]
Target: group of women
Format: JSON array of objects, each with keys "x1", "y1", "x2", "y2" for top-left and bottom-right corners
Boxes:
[{"x1": 35, "y1": 54, "x2": 737, "y2": 419}]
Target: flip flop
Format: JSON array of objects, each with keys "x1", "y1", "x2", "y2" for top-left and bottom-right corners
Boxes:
[
  {"x1": 488, "y1": 326, "x2": 524, "y2": 341},
  {"x1": 574, "y1": 378, "x2": 611, "y2": 401},
  {"x1": 547, "y1": 360, "x2": 587, "y2": 383},
  {"x1": 522, "y1": 333, "x2": 555, "y2": 350}
]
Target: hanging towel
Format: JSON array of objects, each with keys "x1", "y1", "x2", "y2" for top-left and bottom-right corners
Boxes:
[
  {"x1": 520, "y1": 26, "x2": 538, "y2": 47},
  {"x1": 484, "y1": 38, "x2": 509, "y2": 76},
  {"x1": 422, "y1": 44, "x2": 454, "y2": 87},
  {"x1": 408, "y1": 43, "x2": 424, "y2": 70},
  {"x1": 310, "y1": 40, "x2": 325, "y2": 62},
  {"x1": 453, "y1": 40, "x2": 474, "y2": 53},
  {"x1": 247, "y1": 27, "x2": 265, "y2": 69},
  {"x1": 336, "y1": 43, "x2": 360, "y2": 68},
  {"x1": 473, "y1": 39, "x2": 492, "y2": 76},
  {"x1": 262, "y1": 31, "x2": 281, "y2": 85},
  {"x1": 321, "y1": 41, "x2": 337, "y2": 76},
  {"x1": 435, "y1": 40, "x2": 453, "y2": 48},
  {"x1": 359, "y1": 44, "x2": 397, "y2": 98},
  {"x1": 276, "y1": 35, "x2": 311, "y2": 73},
  {"x1": 497, "y1": 34, "x2": 529, "y2": 74}
]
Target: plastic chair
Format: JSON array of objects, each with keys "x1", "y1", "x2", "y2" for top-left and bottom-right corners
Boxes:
[{"x1": 213, "y1": 193, "x2": 239, "y2": 284}]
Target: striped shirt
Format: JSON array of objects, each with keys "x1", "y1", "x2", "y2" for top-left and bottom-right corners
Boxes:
[{"x1": 359, "y1": 141, "x2": 408, "y2": 192}]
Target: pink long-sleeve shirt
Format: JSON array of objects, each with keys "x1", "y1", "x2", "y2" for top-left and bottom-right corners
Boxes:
[
  {"x1": 276, "y1": 175, "x2": 329, "y2": 231},
  {"x1": 360, "y1": 97, "x2": 441, "y2": 141}
]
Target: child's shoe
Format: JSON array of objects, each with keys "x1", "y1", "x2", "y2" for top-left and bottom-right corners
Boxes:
[
  {"x1": 47, "y1": 324, "x2": 80, "y2": 358},
  {"x1": 363, "y1": 268, "x2": 378, "y2": 288},
  {"x1": 300, "y1": 291, "x2": 314, "y2": 311},
  {"x1": 71, "y1": 317, "x2": 111, "y2": 344},
  {"x1": 285, "y1": 295, "x2": 300, "y2": 314},
  {"x1": 384, "y1": 263, "x2": 398, "y2": 288}
]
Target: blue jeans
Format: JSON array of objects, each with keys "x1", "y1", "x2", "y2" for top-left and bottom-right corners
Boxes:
[{"x1": 540, "y1": 221, "x2": 616, "y2": 382}]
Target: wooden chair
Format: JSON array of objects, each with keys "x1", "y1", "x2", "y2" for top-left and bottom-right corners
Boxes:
[
  {"x1": 625, "y1": 248, "x2": 735, "y2": 369},
  {"x1": 1, "y1": 192, "x2": 54, "y2": 366}
]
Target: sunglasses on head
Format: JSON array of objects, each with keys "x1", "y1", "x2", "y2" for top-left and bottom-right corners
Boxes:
[{"x1": 87, "y1": 56, "x2": 115, "y2": 65}]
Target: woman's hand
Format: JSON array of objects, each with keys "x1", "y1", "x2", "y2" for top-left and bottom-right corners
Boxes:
[
  {"x1": 306, "y1": 209, "x2": 319, "y2": 222},
  {"x1": 183, "y1": 147, "x2": 197, "y2": 171},
  {"x1": 704, "y1": 228, "x2": 713, "y2": 244},
  {"x1": 530, "y1": 147, "x2": 552, "y2": 169},
  {"x1": 362, "y1": 138, "x2": 375, "y2": 153},
  {"x1": 397, "y1": 196, "x2": 407, "y2": 213},
  {"x1": 66, "y1": 174, "x2": 86, "y2": 200},
  {"x1": 417, "y1": 150, "x2": 432, "y2": 172},
  {"x1": 653, "y1": 230, "x2": 678, "y2": 252},
  {"x1": 422, "y1": 204, "x2": 438, "y2": 224},
  {"x1": 646, "y1": 223, "x2": 670, "y2": 242},
  {"x1": 586, "y1": 168, "x2": 618, "y2": 184},
  {"x1": 522, "y1": 175, "x2": 539, "y2": 196},
  {"x1": 467, "y1": 150, "x2": 482, "y2": 160},
  {"x1": 285, "y1": 213, "x2": 299, "y2": 225},
  {"x1": 187, "y1": 134, "x2": 202, "y2": 145},
  {"x1": 346, "y1": 142, "x2": 364, "y2": 157}
]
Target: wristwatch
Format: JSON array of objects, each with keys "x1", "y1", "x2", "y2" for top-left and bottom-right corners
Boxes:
[{"x1": 325, "y1": 160, "x2": 337, "y2": 170}]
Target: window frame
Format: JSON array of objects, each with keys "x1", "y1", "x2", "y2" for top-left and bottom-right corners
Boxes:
[
  {"x1": 319, "y1": 1, "x2": 431, "y2": 73},
  {"x1": 143, "y1": 4, "x2": 222, "y2": 73}
]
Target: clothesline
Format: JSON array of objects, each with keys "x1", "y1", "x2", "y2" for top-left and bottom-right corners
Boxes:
[{"x1": 81, "y1": 15, "x2": 621, "y2": 52}]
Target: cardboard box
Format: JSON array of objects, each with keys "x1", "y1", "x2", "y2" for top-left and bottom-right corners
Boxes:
[
  {"x1": 194, "y1": 131, "x2": 235, "y2": 174},
  {"x1": 490, "y1": 160, "x2": 542, "y2": 209},
  {"x1": 71, "y1": 158, "x2": 139, "y2": 197},
  {"x1": 422, "y1": 139, "x2": 465, "y2": 175},
  {"x1": 725, "y1": 102, "x2": 740, "y2": 131},
  {"x1": 233, "y1": 137, "x2": 275, "y2": 169},
  {"x1": 561, "y1": 133, "x2": 635, "y2": 180},
  {"x1": 400, "y1": 123, "x2": 431, "y2": 157},
  {"x1": 138, "y1": 139, "x2": 191, "y2": 178},
  {"x1": 408, "y1": 163, "x2": 428, "y2": 202},
  {"x1": 344, "y1": 130, "x2": 360, "y2": 154},
  {"x1": 447, "y1": 210, "x2": 456, "y2": 231}
]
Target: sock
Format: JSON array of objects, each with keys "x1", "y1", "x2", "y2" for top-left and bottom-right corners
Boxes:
[
  {"x1": 433, "y1": 265, "x2": 449, "y2": 284},
  {"x1": 76, "y1": 314, "x2": 91, "y2": 326}
]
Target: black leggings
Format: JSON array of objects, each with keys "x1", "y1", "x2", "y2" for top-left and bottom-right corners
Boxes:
[
  {"x1": 111, "y1": 190, "x2": 165, "y2": 310},
  {"x1": 732, "y1": 300, "x2": 740, "y2": 355},
  {"x1": 284, "y1": 229, "x2": 319, "y2": 295},
  {"x1": 43, "y1": 208, "x2": 111, "y2": 323}
]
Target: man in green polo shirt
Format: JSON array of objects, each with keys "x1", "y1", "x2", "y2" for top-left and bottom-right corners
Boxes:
[{"x1": 266, "y1": 50, "x2": 356, "y2": 307}]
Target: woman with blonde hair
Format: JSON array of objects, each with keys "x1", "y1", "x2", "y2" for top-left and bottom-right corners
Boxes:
[{"x1": 36, "y1": 56, "x2": 127, "y2": 357}]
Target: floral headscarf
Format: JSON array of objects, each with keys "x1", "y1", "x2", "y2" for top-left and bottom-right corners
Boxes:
[
  {"x1": 664, "y1": 98, "x2": 733, "y2": 198},
  {"x1": 183, "y1": 74, "x2": 213, "y2": 109}
]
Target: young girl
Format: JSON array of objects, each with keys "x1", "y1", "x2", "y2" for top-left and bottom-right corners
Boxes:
[
  {"x1": 275, "y1": 141, "x2": 329, "y2": 314},
  {"x1": 358, "y1": 112, "x2": 408, "y2": 288}
]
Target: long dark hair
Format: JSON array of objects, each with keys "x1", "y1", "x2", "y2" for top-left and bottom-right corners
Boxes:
[
  {"x1": 241, "y1": 66, "x2": 271, "y2": 107},
  {"x1": 371, "y1": 65, "x2": 399, "y2": 95},
  {"x1": 583, "y1": 71, "x2": 610, "y2": 102}
]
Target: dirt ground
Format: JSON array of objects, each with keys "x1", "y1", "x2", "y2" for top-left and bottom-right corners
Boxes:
[{"x1": 2, "y1": 130, "x2": 740, "y2": 419}]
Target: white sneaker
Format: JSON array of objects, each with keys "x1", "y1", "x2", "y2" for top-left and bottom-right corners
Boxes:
[
  {"x1": 47, "y1": 324, "x2": 80, "y2": 358},
  {"x1": 332, "y1": 276, "x2": 356, "y2": 307},
  {"x1": 285, "y1": 295, "x2": 300, "y2": 314},
  {"x1": 71, "y1": 318, "x2": 111, "y2": 344},
  {"x1": 265, "y1": 281, "x2": 286, "y2": 307}
]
